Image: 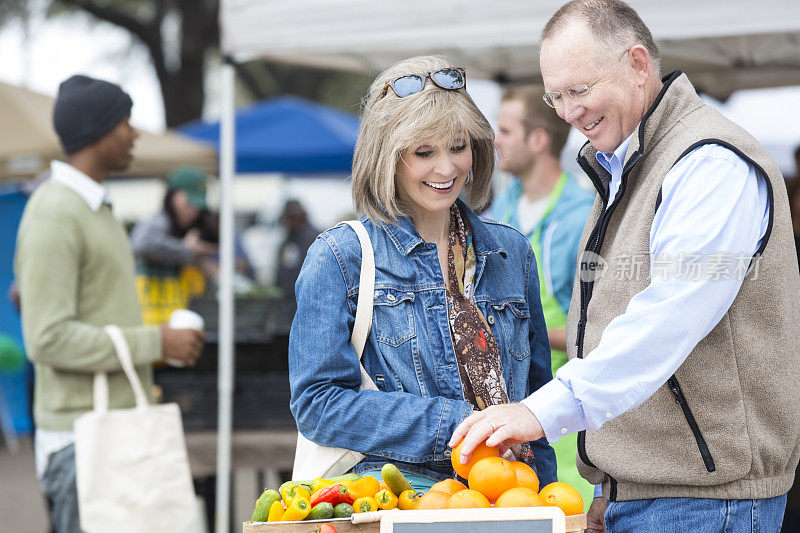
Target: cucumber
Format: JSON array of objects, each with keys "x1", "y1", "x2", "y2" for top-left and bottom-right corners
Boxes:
[
  {"x1": 381, "y1": 463, "x2": 413, "y2": 496},
  {"x1": 333, "y1": 503, "x2": 354, "y2": 518},
  {"x1": 251, "y1": 489, "x2": 281, "y2": 522},
  {"x1": 307, "y1": 502, "x2": 334, "y2": 520}
]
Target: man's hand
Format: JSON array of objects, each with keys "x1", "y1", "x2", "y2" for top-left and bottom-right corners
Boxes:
[
  {"x1": 448, "y1": 403, "x2": 545, "y2": 464},
  {"x1": 586, "y1": 496, "x2": 607, "y2": 533},
  {"x1": 160, "y1": 327, "x2": 204, "y2": 367}
]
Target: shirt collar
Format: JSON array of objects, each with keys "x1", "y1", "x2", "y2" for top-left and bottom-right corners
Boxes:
[
  {"x1": 49, "y1": 160, "x2": 111, "y2": 212},
  {"x1": 595, "y1": 131, "x2": 636, "y2": 175},
  {"x1": 381, "y1": 199, "x2": 506, "y2": 258}
]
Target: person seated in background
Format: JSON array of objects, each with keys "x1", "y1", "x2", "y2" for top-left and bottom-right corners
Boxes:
[
  {"x1": 288, "y1": 55, "x2": 556, "y2": 491},
  {"x1": 276, "y1": 199, "x2": 319, "y2": 297},
  {"x1": 131, "y1": 166, "x2": 218, "y2": 325}
]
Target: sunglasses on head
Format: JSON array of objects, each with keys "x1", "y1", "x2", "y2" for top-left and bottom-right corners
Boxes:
[{"x1": 379, "y1": 67, "x2": 467, "y2": 100}]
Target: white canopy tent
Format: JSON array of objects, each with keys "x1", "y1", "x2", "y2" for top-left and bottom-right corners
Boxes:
[
  {"x1": 215, "y1": 1, "x2": 800, "y2": 530},
  {"x1": 222, "y1": 0, "x2": 800, "y2": 100}
]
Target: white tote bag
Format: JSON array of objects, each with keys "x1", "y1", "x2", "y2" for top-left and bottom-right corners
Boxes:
[
  {"x1": 74, "y1": 325, "x2": 196, "y2": 533},
  {"x1": 292, "y1": 220, "x2": 379, "y2": 480}
]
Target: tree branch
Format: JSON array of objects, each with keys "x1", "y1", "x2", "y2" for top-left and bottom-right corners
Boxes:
[{"x1": 59, "y1": 0, "x2": 151, "y2": 44}]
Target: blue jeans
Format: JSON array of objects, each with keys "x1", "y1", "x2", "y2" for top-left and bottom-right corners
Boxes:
[
  {"x1": 40, "y1": 444, "x2": 81, "y2": 533},
  {"x1": 605, "y1": 494, "x2": 787, "y2": 533}
]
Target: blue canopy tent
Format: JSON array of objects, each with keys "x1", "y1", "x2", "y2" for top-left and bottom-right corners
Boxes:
[
  {"x1": 179, "y1": 95, "x2": 359, "y2": 174},
  {"x1": 0, "y1": 184, "x2": 34, "y2": 442}
]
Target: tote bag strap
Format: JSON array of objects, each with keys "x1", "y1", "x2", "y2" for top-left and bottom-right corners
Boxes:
[
  {"x1": 338, "y1": 220, "x2": 378, "y2": 391},
  {"x1": 92, "y1": 325, "x2": 150, "y2": 414}
]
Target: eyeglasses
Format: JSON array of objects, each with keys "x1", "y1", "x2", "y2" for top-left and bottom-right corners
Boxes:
[
  {"x1": 542, "y1": 49, "x2": 629, "y2": 109},
  {"x1": 379, "y1": 68, "x2": 466, "y2": 100}
]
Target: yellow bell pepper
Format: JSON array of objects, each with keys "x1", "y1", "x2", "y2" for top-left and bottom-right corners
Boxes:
[
  {"x1": 282, "y1": 485, "x2": 311, "y2": 507},
  {"x1": 397, "y1": 489, "x2": 421, "y2": 510},
  {"x1": 352, "y1": 496, "x2": 378, "y2": 514},
  {"x1": 281, "y1": 497, "x2": 311, "y2": 521},
  {"x1": 267, "y1": 500, "x2": 284, "y2": 522},
  {"x1": 311, "y1": 478, "x2": 337, "y2": 494},
  {"x1": 347, "y1": 475, "x2": 381, "y2": 500},
  {"x1": 375, "y1": 488, "x2": 398, "y2": 510}
]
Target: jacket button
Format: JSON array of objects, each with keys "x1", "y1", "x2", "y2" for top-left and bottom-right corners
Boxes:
[
  {"x1": 387, "y1": 293, "x2": 396, "y2": 301},
  {"x1": 443, "y1": 449, "x2": 452, "y2": 457},
  {"x1": 560, "y1": 427, "x2": 568, "y2": 435},
  {"x1": 487, "y1": 315, "x2": 495, "y2": 325}
]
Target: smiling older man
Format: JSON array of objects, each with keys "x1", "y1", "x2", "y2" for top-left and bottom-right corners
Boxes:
[{"x1": 451, "y1": 1, "x2": 800, "y2": 531}]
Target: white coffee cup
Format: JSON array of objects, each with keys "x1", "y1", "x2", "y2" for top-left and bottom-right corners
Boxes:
[{"x1": 166, "y1": 309, "x2": 205, "y2": 367}]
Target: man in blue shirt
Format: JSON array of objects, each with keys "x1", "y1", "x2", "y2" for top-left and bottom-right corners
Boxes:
[
  {"x1": 453, "y1": 1, "x2": 799, "y2": 532},
  {"x1": 489, "y1": 85, "x2": 594, "y2": 509}
]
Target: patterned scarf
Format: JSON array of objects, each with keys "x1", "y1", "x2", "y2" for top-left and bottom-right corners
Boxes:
[
  {"x1": 445, "y1": 205, "x2": 508, "y2": 410},
  {"x1": 445, "y1": 205, "x2": 535, "y2": 466}
]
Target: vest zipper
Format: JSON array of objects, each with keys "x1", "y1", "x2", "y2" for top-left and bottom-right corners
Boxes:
[
  {"x1": 667, "y1": 376, "x2": 716, "y2": 472},
  {"x1": 609, "y1": 477, "x2": 618, "y2": 501},
  {"x1": 574, "y1": 151, "x2": 641, "y2": 498}
]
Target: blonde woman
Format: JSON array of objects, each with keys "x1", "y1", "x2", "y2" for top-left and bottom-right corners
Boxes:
[{"x1": 289, "y1": 56, "x2": 556, "y2": 491}]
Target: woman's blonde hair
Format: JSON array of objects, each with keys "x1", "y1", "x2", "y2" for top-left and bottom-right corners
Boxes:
[{"x1": 351, "y1": 55, "x2": 495, "y2": 223}]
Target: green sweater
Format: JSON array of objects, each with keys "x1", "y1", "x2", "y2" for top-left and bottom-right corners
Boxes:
[{"x1": 15, "y1": 179, "x2": 162, "y2": 431}]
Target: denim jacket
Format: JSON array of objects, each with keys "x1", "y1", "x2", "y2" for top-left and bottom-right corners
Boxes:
[{"x1": 288, "y1": 200, "x2": 557, "y2": 485}]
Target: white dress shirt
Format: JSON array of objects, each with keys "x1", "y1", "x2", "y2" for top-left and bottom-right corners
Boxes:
[{"x1": 522, "y1": 133, "x2": 770, "y2": 446}]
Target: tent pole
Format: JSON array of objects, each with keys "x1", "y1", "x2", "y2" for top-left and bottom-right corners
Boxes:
[{"x1": 215, "y1": 56, "x2": 236, "y2": 533}]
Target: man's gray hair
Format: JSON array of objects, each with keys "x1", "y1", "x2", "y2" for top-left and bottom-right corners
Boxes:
[{"x1": 542, "y1": 0, "x2": 661, "y2": 75}]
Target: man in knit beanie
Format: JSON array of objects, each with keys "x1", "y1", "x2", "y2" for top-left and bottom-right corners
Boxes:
[{"x1": 14, "y1": 75, "x2": 205, "y2": 532}]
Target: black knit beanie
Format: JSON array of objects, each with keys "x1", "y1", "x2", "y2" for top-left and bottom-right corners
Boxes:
[{"x1": 53, "y1": 74, "x2": 133, "y2": 154}]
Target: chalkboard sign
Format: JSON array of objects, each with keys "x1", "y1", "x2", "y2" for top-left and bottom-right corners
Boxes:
[{"x1": 379, "y1": 507, "x2": 566, "y2": 533}]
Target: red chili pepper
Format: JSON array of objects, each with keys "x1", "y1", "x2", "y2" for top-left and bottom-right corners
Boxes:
[{"x1": 309, "y1": 483, "x2": 354, "y2": 507}]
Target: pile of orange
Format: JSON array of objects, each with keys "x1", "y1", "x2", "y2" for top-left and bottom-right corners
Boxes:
[{"x1": 420, "y1": 438, "x2": 584, "y2": 516}]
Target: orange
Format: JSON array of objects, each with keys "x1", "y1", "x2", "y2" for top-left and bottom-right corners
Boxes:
[
  {"x1": 467, "y1": 457, "x2": 517, "y2": 503},
  {"x1": 495, "y1": 487, "x2": 544, "y2": 508},
  {"x1": 429, "y1": 478, "x2": 468, "y2": 496},
  {"x1": 446, "y1": 489, "x2": 491, "y2": 509},
  {"x1": 538, "y1": 482, "x2": 584, "y2": 517},
  {"x1": 415, "y1": 490, "x2": 452, "y2": 510},
  {"x1": 509, "y1": 461, "x2": 539, "y2": 492},
  {"x1": 450, "y1": 438, "x2": 500, "y2": 479}
]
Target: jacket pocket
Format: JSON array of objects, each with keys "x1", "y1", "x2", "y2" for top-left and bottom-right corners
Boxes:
[
  {"x1": 372, "y1": 289, "x2": 416, "y2": 347},
  {"x1": 491, "y1": 300, "x2": 532, "y2": 361}
]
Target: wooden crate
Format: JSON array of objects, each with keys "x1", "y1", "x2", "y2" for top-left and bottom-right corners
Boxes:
[
  {"x1": 243, "y1": 513, "x2": 586, "y2": 532},
  {"x1": 244, "y1": 518, "x2": 375, "y2": 533}
]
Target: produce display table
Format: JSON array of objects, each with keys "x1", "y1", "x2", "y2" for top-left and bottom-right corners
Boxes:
[{"x1": 243, "y1": 511, "x2": 587, "y2": 532}]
